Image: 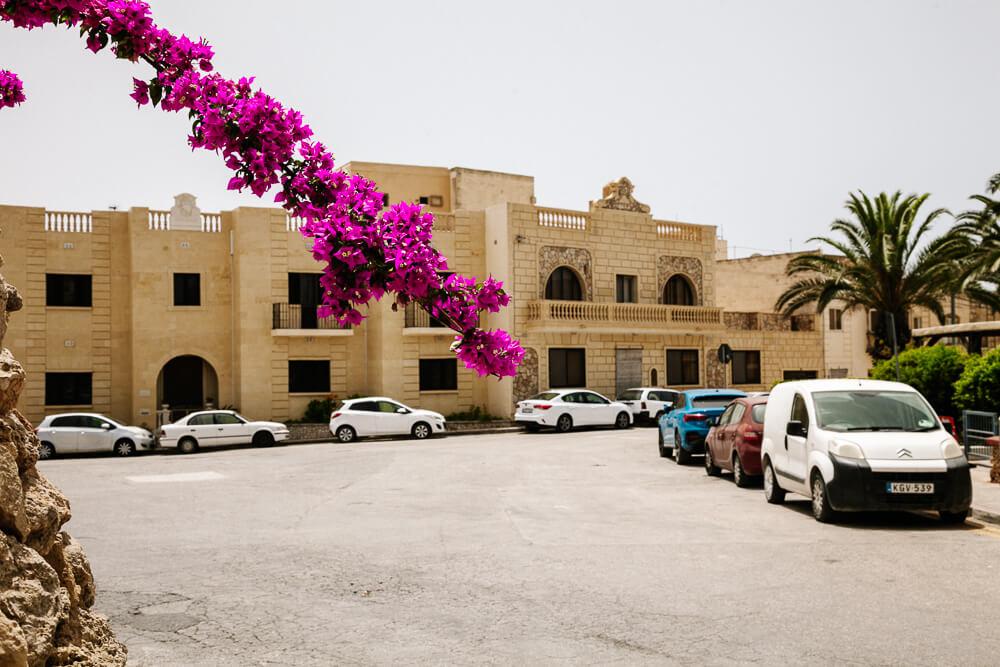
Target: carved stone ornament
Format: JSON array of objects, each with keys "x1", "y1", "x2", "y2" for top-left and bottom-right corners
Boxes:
[
  {"x1": 592, "y1": 177, "x2": 651, "y2": 214},
  {"x1": 170, "y1": 192, "x2": 202, "y2": 231}
]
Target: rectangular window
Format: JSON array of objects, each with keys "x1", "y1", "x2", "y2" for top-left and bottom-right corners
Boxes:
[
  {"x1": 784, "y1": 370, "x2": 819, "y2": 380},
  {"x1": 827, "y1": 368, "x2": 848, "y2": 379},
  {"x1": 173, "y1": 273, "x2": 201, "y2": 306},
  {"x1": 288, "y1": 273, "x2": 323, "y2": 305},
  {"x1": 732, "y1": 351, "x2": 761, "y2": 384},
  {"x1": 913, "y1": 316, "x2": 922, "y2": 329},
  {"x1": 666, "y1": 349, "x2": 699, "y2": 386},
  {"x1": 549, "y1": 348, "x2": 586, "y2": 388},
  {"x1": 828, "y1": 309, "x2": 843, "y2": 330},
  {"x1": 45, "y1": 372, "x2": 92, "y2": 405},
  {"x1": 615, "y1": 275, "x2": 636, "y2": 303},
  {"x1": 288, "y1": 360, "x2": 330, "y2": 393},
  {"x1": 46, "y1": 274, "x2": 91, "y2": 307},
  {"x1": 419, "y1": 358, "x2": 457, "y2": 391}
]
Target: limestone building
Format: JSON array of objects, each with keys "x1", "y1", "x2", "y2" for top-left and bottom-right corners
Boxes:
[{"x1": 1, "y1": 163, "x2": 824, "y2": 427}]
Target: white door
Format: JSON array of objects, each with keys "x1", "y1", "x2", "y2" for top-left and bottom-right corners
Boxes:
[
  {"x1": 376, "y1": 400, "x2": 413, "y2": 435},
  {"x1": 214, "y1": 413, "x2": 251, "y2": 445},
  {"x1": 185, "y1": 413, "x2": 223, "y2": 446},
  {"x1": 346, "y1": 401, "x2": 379, "y2": 436},
  {"x1": 782, "y1": 393, "x2": 811, "y2": 494},
  {"x1": 561, "y1": 392, "x2": 590, "y2": 426},
  {"x1": 584, "y1": 392, "x2": 615, "y2": 425},
  {"x1": 46, "y1": 415, "x2": 81, "y2": 453}
]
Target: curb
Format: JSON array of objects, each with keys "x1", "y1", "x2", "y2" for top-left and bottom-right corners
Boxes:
[{"x1": 971, "y1": 507, "x2": 1000, "y2": 526}]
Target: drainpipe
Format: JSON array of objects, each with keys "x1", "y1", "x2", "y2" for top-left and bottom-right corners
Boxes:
[{"x1": 230, "y1": 229, "x2": 236, "y2": 407}]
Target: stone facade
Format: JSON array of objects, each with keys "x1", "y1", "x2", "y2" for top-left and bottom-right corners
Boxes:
[
  {"x1": 0, "y1": 267, "x2": 126, "y2": 666},
  {"x1": 2, "y1": 161, "x2": 826, "y2": 423}
]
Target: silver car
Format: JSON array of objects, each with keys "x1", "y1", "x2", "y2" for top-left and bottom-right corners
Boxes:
[{"x1": 34, "y1": 413, "x2": 154, "y2": 459}]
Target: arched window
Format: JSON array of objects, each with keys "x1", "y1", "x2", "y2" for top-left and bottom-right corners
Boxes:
[
  {"x1": 545, "y1": 267, "x2": 583, "y2": 301},
  {"x1": 663, "y1": 274, "x2": 695, "y2": 306}
]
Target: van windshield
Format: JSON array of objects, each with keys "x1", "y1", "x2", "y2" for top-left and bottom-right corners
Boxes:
[{"x1": 813, "y1": 390, "x2": 939, "y2": 432}]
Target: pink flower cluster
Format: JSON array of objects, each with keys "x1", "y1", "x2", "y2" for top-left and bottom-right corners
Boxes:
[
  {"x1": 0, "y1": 69, "x2": 25, "y2": 107},
  {"x1": 0, "y1": 0, "x2": 525, "y2": 378}
]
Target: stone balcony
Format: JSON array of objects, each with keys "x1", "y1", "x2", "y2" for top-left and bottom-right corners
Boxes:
[{"x1": 524, "y1": 300, "x2": 726, "y2": 333}]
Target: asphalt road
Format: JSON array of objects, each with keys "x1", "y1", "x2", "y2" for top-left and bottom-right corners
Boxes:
[{"x1": 39, "y1": 427, "x2": 1000, "y2": 666}]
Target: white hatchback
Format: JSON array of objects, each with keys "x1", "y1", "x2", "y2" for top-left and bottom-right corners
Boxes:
[
  {"x1": 158, "y1": 410, "x2": 290, "y2": 454},
  {"x1": 329, "y1": 397, "x2": 446, "y2": 442},
  {"x1": 35, "y1": 413, "x2": 154, "y2": 459},
  {"x1": 515, "y1": 389, "x2": 632, "y2": 433},
  {"x1": 616, "y1": 387, "x2": 679, "y2": 425}
]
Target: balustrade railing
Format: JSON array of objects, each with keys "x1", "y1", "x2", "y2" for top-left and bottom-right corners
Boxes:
[
  {"x1": 526, "y1": 300, "x2": 724, "y2": 328},
  {"x1": 655, "y1": 221, "x2": 703, "y2": 242},
  {"x1": 537, "y1": 207, "x2": 589, "y2": 231},
  {"x1": 272, "y1": 303, "x2": 350, "y2": 330},
  {"x1": 147, "y1": 211, "x2": 223, "y2": 231},
  {"x1": 45, "y1": 211, "x2": 92, "y2": 232}
]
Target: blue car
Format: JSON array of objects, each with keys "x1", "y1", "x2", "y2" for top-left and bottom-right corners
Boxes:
[{"x1": 658, "y1": 389, "x2": 747, "y2": 464}]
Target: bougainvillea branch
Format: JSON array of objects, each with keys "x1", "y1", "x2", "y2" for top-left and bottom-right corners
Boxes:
[{"x1": 0, "y1": 0, "x2": 524, "y2": 378}]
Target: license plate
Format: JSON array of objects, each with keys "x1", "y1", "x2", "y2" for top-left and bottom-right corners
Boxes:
[
  {"x1": 523, "y1": 407, "x2": 533, "y2": 414},
  {"x1": 886, "y1": 482, "x2": 934, "y2": 494}
]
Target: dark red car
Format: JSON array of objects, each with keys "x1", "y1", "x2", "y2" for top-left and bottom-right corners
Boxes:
[{"x1": 704, "y1": 394, "x2": 768, "y2": 487}]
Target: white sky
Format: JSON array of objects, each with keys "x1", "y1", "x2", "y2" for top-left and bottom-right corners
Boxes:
[{"x1": 2, "y1": 0, "x2": 999, "y2": 258}]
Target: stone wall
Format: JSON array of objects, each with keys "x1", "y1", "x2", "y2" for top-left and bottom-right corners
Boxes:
[{"x1": 0, "y1": 267, "x2": 126, "y2": 666}]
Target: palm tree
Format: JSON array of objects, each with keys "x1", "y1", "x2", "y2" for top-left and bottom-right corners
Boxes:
[
  {"x1": 950, "y1": 173, "x2": 1000, "y2": 312},
  {"x1": 775, "y1": 191, "x2": 958, "y2": 360}
]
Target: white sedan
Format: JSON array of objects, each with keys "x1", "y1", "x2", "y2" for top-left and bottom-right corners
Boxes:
[
  {"x1": 34, "y1": 412, "x2": 154, "y2": 458},
  {"x1": 329, "y1": 397, "x2": 446, "y2": 442},
  {"x1": 515, "y1": 389, "x2": 632, "y2": 433},
  {"x1": 158, "y1": 410, "x2": 290, "y2": 454}
]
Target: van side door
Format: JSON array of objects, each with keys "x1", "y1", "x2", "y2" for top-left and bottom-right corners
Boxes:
[{"x1": 780, "y1": 393, "x2": 811, "y2": 494}]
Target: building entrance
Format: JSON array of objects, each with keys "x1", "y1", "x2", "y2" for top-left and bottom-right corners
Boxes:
[{"x1": 157, "y1": 355, "x2": 219, "y2": 422}]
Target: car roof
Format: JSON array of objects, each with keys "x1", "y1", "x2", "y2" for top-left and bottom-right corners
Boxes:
[
  {"x1": 344, "y1": 396, "x2": 398, "y2": 402},
  {"x1": 682, "y1": 389, "x2": 749, "y2": 398},
  {"x1": 775, "y1": 379, "x2": 914, "y2": 395},
  {"x1": 623, "y1": 387, "x2": 678, "y2": 392},
  {"x1": 43, "y1": 412, "x2": 122, "y2": 422}
]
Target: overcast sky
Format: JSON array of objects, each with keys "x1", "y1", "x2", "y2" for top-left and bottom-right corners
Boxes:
[{"x1": 2, "y1": 0, "x2": 998, "y2": 258}]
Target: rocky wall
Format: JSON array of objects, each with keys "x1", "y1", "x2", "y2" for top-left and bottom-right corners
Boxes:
[{"x1": 0, "y1": 264, "x2": 126, "y2": 666}]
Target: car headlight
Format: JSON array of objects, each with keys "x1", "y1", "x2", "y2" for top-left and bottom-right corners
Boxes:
[
  {"x1": 829, "y1": 438, "x2": 865, "y2": 460},
  {"x1": 940, "y1": 438, "x2": 964, "y2": 459}
]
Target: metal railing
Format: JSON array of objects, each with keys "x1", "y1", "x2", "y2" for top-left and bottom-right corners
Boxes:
[
  {"x1": 962, "y1": 410, "x2": 998, "y2": 461},
  {"x1": 272, "y1": 303, "x2": 350, "y2": 330},
  {"x1": 404, "y1": 302, "x2": 448, "y2": 328}
]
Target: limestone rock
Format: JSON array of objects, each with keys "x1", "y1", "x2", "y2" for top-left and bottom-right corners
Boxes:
[
  {"x1": 21, "y1": 466, "x2": 71, "y2": 555},
  {"x1": 0, "y1": 614, "x2": 29, "y2": 667},
  {"x1": 0, "y1": 348, "x2": 24, "y2": 414},
  {"x1": 0, "y1": 533, "x2": 64, "y2": 666},
  {"x1": 0, "y1": 426, "x2": 28, "y2": 539}
]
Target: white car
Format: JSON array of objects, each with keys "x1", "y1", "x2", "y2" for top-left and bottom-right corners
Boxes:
[
  {"x1": 329, "y1": 397, "x2": 446, "y2": 443},
  {"x1": 158, "y1": 410, "x2": 290, "y2": 454},
  {"x1": 760, "y1": 379, "x2": 972, "y2": 523},
  {"x1": 616, "y1": 387, "x2": 679, "y2": 425},
  {"x1": 34, "y1": 413, "x2": 154, "y2": 459},
  {"x1": 515, "y1": 389, "x2": 632, "y2": 433}
]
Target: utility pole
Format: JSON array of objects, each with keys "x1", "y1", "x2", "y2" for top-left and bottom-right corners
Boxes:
[{"x1": 887, "y1": 312, "x2": 900, "y2": 382}]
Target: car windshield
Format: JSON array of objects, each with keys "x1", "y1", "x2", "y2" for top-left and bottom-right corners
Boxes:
[
  {"x1": 528, "y1": 392, "x2": 560, "y2": 401},
  {"x1": 813, "y1": 390, "x2": 940, "y2": 432},
  {"x1": 618, "y1": 389, "x2": 642, "y2": 400},
  {"x1": 750, "y1": 404, "x2": 766, "y2": 424},
  {"x1": 692, "y1": 395, "x2": 745, "y2": 408}
]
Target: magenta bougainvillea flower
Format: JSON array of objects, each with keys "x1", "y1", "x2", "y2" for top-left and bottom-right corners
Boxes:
[{"x1": 0, "y1": 0, "x2": 524, "y2": 378}]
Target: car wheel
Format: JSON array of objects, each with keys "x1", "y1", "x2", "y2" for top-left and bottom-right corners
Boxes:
[
  {"x1": 114, "y1": 439, "x2": 135, "y2": 457},
  {"x1": 178, "y1": 437, "x2": 198, "y2": 454},
  {"x1": 38, "y1": 442, "x2": 55, "y2": 460},
  {"x1": 657, "y1": 428, "x2": 669, "y2": 458},
  {"x1": 556, "y1": 414, "x2": 573, "y2": 433},
  {"x1": 704, "y1": 445, "x2": 720, "y2": 476},
  {"x1": 674, "y1": 431, "x2": 690, "y2": 464},
  {"x1": 412, "y1": 422, "x2": 431, "y2": 439},
  {"x1": 654, "y1": 410, "x2": 664, "y2": 424},
  {"x1": 939, "y1": 509, "x2": 969, "y2": 524},
  {"x1": 336, "y1": 425, "x2": 356, "y2": 443},
  {"x1": 763, "y1": 459, "x2": 785, "y2": 504},
  {"x1": 733, "y1": 453, "x2": 751, "y2": 488},
  {"x1": 810, "y1": 472, "x2": 836, "y2": 523},
  {"x1": 252, "y1": 431, "x2": 275, "y2": 447},
  {"x1": 614, "y1": 412, "x2": 630, "y2": 429}
]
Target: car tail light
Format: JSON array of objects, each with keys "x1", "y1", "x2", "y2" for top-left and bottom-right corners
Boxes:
[
  {"x1": 683, "y1": 413, "x2": 709, "y2": 423},
  {"x1": 157, "y1": 428, "x2": 166, "y2": 437},
  {"x1": 331, "y1": 412, "x2": 341, "y2": 419},
  {"x1": 641, "y1": 401, "x2": 647, "y2": 410},
  {"x1": 534, "y1": 404, "x2": 552, "y2": 410},
  {"x1": 33, "y1": 428, "x2": 38, "y2": 434},
  {"x1": 742, "y1": 427, "x2": 761, "y2": 443}
]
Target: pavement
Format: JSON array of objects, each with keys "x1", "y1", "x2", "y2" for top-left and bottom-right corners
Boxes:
[{"x1": 970, "y1": 460, "x2": 1000, "y2": 525}]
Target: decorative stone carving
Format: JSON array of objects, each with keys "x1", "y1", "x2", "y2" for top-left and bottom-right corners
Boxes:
[
  {"x1": 657, "y1": 256, "x2": 703, "y2": 306},
  {"x1": 538, "y1": 247, "x2": 592, "y2": 300},
  {"x1": 513, "y1": 347, "x2": 539, "y2": 404},
  {"x1": 592, "y1": 177, "x2": 650, "y2": 214},
  {"x1": 724, "y1": 312, "x2": 759, "y2": 331},
  {"x1": 169, "y1": 193, "x2": 201, "y2": 231}
]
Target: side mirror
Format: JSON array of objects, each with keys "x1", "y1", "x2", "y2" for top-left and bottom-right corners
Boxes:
[
  {"x1": 101, "y1": 423, "x2": 111, "y2": 430},
  {"x1": 396, "y1": 407, "x2": 408, "y2": 414},
  {"x1": 706, "y1": 417, "x2": 718, "y2": 427},
  {"x1": 786, "y1": 420, "x2": 806, "y2": 437}
]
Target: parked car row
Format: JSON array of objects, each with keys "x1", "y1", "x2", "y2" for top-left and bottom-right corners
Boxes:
[{"x1": 658, "y1": 379, "x2": 973, "y2": 524}]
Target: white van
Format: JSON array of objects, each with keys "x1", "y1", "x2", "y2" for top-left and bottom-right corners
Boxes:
[{"x1": 760, "y1": 379, "x2": 971, "y2": 523}]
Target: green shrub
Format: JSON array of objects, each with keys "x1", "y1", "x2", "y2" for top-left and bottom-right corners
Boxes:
[
  {"x1": 953, "y1": 348, "x2": 1000, "y2": 413},
  {"x1": 869, "y1": 345, "x2": 968, "y2": 417},
  {"x1": 445, "y1": 405, "x2": 499, "y2": 422}
]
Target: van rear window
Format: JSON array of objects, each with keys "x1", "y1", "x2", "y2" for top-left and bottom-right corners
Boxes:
[{"x1": 692, "y1": 395, "x2": 744, "y2": 408}]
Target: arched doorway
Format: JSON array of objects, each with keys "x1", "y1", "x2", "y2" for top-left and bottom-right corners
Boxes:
[
  {"x1": 545, "y1": 266, "x2": 583, "y2": 300},
  {"x1": 662, "y1": 274, "x2": 695, "y2": 305},
  {"x1": 157, "y1": 355, "x2": 219, "y2": 422}
]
